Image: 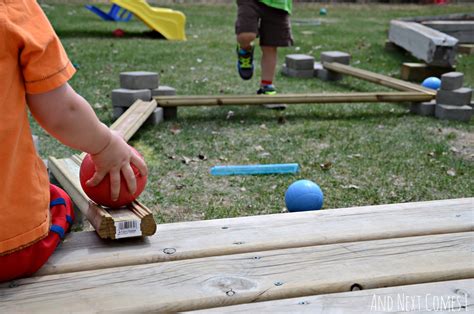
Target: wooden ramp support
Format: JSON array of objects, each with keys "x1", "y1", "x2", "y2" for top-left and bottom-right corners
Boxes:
[
  {"x1": 48, "y1": 99, "x2": 158, "y2": 239},
  {"x1": 0, "y1": 198, "x2": 472, "y2": 312}
]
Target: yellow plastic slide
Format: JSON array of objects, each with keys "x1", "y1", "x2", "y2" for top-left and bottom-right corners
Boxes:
[{"x1": 112, "y1": 0, "x2": 186, "y2": 41}]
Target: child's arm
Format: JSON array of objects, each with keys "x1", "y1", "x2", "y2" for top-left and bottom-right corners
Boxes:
[{"x1": 27, "y1": 82, "x2": 147, "y2": 201}]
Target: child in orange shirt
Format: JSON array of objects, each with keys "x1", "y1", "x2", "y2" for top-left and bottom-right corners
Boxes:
[{"x1": 0, "y1": 0, "x2": 147, "y2": 281}]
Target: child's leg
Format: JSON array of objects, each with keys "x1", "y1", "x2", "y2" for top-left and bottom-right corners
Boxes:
[
  {"x1": 237, "y1": 32, "x2": 257, "y2": 51},
  {"x1": 0, "y1": 184, "x2": 74, "y2": 282},
  {"x1": 261, "y1": 46, "x2": 278, "y2": 84}
]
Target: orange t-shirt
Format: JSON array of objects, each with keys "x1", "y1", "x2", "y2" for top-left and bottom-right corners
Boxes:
[{"x1": 0, "y1": 0, "x2": 76, "y2": 255}]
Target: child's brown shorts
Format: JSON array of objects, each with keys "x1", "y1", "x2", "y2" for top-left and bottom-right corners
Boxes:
[{"x1": 235, "y1": 0, "x2": 293, "y2": 47}]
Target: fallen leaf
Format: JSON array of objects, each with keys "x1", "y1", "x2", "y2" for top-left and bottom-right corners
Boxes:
[
  {"x1": 450, "y1": 147, "x2": 459, "y2": 153},
  {"x1": 226, "y1": 111, "x2": 234, "y2": 120},
  {"x1": 182, "y1": 156, "x2": 191, "y2": 164},
  {"x1": 271, "y1": 185, "x2": 277, "y2": 190},
  {"x1": 219, "y1": 156, "x2": 228, "y2": 161},
  {"x1": 170, "y1": 124, "x2": 181, "y2": 135},
  {"x1": 167, "y1": 155, "x2": 176, "y2": 160},
  {"x1": 240, "y1": 187, "x2": 246, "y2": 192},
  {"x1": 254, "y1": 145, "x2": 264, "y2": 152},
  {"x1": 348, "y1": 154, "x2": 362, "y2": 159},
  {"x1": 447, "y1": 169, "x2": 456, "y2": 176},
  {"x1": 260, "y1": 124, "x2": 267, "y2": 130},
  {"x1": 259, "y1": 152, "x2": 271, "y2": 158},
  {"x1": 341, "y1": 184, "x2": 360, "y2": 190},
  {"x1": 427, "y1": 151, "x2": 436, "y2": 157},
  {"x1": 319, "y1": 161, "x2": 332, "y2": 170},
  {"x1": 175, "y1": 184, "x2": 185, "y2": 190}
]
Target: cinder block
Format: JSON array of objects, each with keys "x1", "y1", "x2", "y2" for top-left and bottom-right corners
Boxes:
[
  {"x1": 120, "y1": 71, "x2": 159, "y2": 89},
  {"x1": 313, "y1": 62, "x2": 323, "y2": 77},
  {"x1": 285, "y1": 54, "x2": 314, "y2": 70},
  {"x1": 410, "y1": 100, "x2": 436, "y2": 116},
  {"x1": 436, "y1": 87, "x2": 472, "y2": 106},
  {"x1": 151, "y1": 85, "x2": 176, "y2": 97},
  {"x1": 316, "y1": 68, "x2": 343, "y2": 81},
  {"x1": 435, "y1": 104, "x2": 472, "y2": 122},
  {"x1": 145, "y1": 107, "x2": 164, "y2": 126},
  {"x1": 320, "y1": 51, "x2": 351, "y2": 65},
  {"x1": 113, "y1": 106, "x2": 126, "y2": 120},
  {"x1": 281, "y1": 64, "x2": 314, "y2": 78},
  {"x1": 440, "y1": 72, "x2": 464, "y2": 91},
  {"x1": 111, "y1": 88, "x2": 151, "y2": 108}
]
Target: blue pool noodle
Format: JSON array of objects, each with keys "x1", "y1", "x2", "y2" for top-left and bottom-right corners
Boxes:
[{"x1": 210, "y1": 163, "x2": 300, "y2": 176}]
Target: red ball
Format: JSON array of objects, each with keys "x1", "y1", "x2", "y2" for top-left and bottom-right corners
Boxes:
[
  {"x1": 112, "y1": 28, "x2": 125, "y2": 37},
  {"x1": 79, "y1": 149, "x2": 147, "y2": 208}
]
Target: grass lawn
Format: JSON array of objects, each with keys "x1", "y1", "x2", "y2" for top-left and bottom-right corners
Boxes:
[{"x1": 35, "y1": 1, "x2": 473, "y2": 224}]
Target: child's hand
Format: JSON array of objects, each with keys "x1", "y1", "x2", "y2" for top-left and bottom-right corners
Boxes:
[{"x1": 85, "y1": 130, "x2": 148, "y2": 201}]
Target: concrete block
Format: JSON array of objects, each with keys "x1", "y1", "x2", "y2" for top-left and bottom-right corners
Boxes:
[
  {"x1": 436, "y1": 87, "x2": 472, "y2": 106},
  {"x1": 320, "y1": 51, "x2": 351, "y2": 65},
  {"x1": 388, "y1": 20, "x2": 458, "y2": 67},
  {"x1": 316, "y1": 68, "x2": 343, "y2": 81},
  {"x1": 151, "y1": 85, "x2": 176, "y2": 97},
  {"x1": 410, "y1": 99, "x2": 436, "y2": 116},
  {"x1": 145, "y1": 107, "x2": 164, "y2": 126},
  {"x1": 113, "y1": 106, "x2": 126, "y2": 120},
  {"x1": 440, "y1": 72, "x2": 464, "y2": 91},
  {"x1": 435, "y1": 104, "x2": 472, "y2": 122},
  {"x1": 421, "y1": 20, "x2": 474, "y2": 44},
  {"x1": 281, "y1": 64, "x2": 314, "y2": 78},
  {"x1": 120, "y1": 71, "x2": 159, "y2": 89},
  {"x1": 313, "y1": 62, "x2": 323, "y2": 77},
  {"x1": 285, "y1": 54, "x2": 314, "y2": 70},
  {"x1": 111, "y1": 88, "x2": 151, "y2": 108}
]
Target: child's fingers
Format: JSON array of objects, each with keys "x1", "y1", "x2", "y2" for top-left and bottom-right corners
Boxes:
[
  {"x1": 121, "y1": 164, "x2": 137, "y2": 195},
  {"x1": 86, "y1": 170, "x2": 106, "y2": 187},
  {"x1": 109, "y1": 170, "x2": 121, "y2": 201},
  {"x1": 131, "y1": 152, "x2": 148, "y2": 177}
]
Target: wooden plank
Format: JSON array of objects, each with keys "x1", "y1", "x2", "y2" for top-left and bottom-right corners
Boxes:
[
  {"x1": 389, "y1": 20, "x2": 458, "y2": 67},
  {"x1": 400, "y1": 62, "x2": 455, "y2": 82},
  {"x1": 2, "y1": 232, "x2": 473, "y2": 312},
  {"x1": 37, "y1": 198, "x2": 473, "y2": 276},
  {"x1": 458, "y1": 44, "x2": 474, "y2": 55},
  {"x1": 422, "y1": 21, "x2": 474, "y2": 44},
  {"x1": 190, "y1": 279, "x2": 474, "y2": 313},
  {"x1": 323, "y1": 62, "x2": 436, "y2": 95},
  {"x1": 48, "y1": 99, "x2": 157, "y2": 239},
  {"x1": 154, "y1": 92, "x2": 433, "y2": 107}
]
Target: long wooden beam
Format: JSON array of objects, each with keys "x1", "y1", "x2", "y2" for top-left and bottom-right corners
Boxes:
[
  {"x1": 154, "y1": 92, "x2": 433, "y2": 107},
  {"x1": 323, "y1": 62, "x2": 437, "y2": 95},
  {"x1": 48, "y1": 99, "x2": 158, "y2": 239}
]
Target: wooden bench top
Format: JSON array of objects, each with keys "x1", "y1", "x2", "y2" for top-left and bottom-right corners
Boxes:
[{"x1": 1, "y1": 198, "x2": 472, "y2": 312}]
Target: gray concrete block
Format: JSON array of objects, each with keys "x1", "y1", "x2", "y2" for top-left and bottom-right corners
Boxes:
[
  {"x1": 145, "y1": 107, "x2": 164, "y2": 126},
  {"x1": 435, "y1": 104, "x2": 472, "y2": 122},
  {"x1": 313, "y1": 62, "x2": 323, "y2": 77},
  {"x1": 320, "y1": 51, "x2": 351, "y2": 65},
  {"x1": 285, "y1": 54, "x2": 315, "y2": 70},
  {"x1": 440, "y1": 72, "x2": 464, "y2": 91},
  {"x1": 151, "y1": 85, "x2": 177, "y2": 97},
  {"x1": 120, "y1": 71, "x2": 159, "y2": 89},
  {"x1": 281, "y1": 64, "x2": 314, "y2": 78},
  {"x1": 163, "y1": 106, "x2": 178, "y2": 120},
  {"x1": 113, "y1": 106, "x2": 126, "y2": 120},
  {"x1": 111, "y1": 88, "x2": 151, "y2": 108},
  {"x1": 436, "y1": 87, "x2": 472, "y2": 106},
  {"x1": 316, "y1": 68, "x2": 343, "y2": 81},
  {"x1": 410, "y1": 100, "x2": 436, "y2": 116},
  {"x1": 421, "y1": 20, "x2": 474, "y2": 44}
]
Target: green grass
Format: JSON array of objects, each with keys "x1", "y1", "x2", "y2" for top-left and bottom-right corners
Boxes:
[{"x1": 34, "y1": 2, "x2": 473, "y2": 223}]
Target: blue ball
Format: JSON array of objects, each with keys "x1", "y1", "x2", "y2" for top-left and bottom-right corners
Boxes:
[
  {"x1": 421, "y1": 77, "x2": 441, "y2": 90},
  {"x1": 285, "y1": 180, "x2": 324, "y2": 212}
]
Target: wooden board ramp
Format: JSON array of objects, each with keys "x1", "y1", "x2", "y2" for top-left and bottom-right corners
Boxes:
[
  {"x1": 189, "y1": 279, "x2": 474, "y2": 313},
  {"x1": 37, "y1": 198, "x2": 473, "y2": 276},
  {"x1": 48, "y1": 99, "x2": 158, "y2": 239},
  {"x1": 1, "y1": 232, "x2": 473, "y2": 312},
  {"x1": 154, "y1": 92, "x2": 433, "y2": 107}
]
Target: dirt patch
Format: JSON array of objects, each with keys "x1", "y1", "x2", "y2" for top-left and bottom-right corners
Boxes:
[{"x1": 433, "y1": 127, "x2": 474, "y2": 161}]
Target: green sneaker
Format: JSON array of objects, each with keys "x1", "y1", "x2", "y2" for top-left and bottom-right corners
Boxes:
[
  {"x1": 236, "y1": 45, "x2": 254, "y2": 80},
  {"x1": 257, "y1": 85, "x2": 287, "y2": 110}
]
